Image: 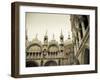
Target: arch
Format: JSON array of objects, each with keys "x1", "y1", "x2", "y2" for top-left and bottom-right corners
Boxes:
[
  {"x1": 44, "y1": 60, "x2": 57, "y2": 66},
  {"x1": 26, "y1": 61, "x2": 38, "y2": 67},
  {"x1": 26, "y1": 43, "x2": 42, "y2": 51},
  {"x1": 48, "y1": 44, "x2": 59, "y2": 49},
  {"x1": 48, "y1": 44, "x2": 59, "y2": 52}
]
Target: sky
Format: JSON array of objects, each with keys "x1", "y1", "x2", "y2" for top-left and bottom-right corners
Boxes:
[{"x1": 26, "y1": 12, "x2": 72, "y2": 43}]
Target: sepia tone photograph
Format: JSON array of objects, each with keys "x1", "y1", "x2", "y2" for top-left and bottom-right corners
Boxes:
[
  {"x1": 11, "y1": 2, "x2": 97, "y2": 77},
  {"x1": 25, "y1": 12, "x2": 90, "y2": 67}
]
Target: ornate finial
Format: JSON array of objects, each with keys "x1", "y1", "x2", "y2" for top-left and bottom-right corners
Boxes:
[
  {"x1": 44, "y1": 30, "x2": 48, "y2": 41},
  {"x1": 60, "y1": 29, "x2": 64, "y2": 41}
]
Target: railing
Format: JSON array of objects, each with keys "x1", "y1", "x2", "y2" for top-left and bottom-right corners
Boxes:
[{"x1": 26, "y1": 52, "x2": 65, "y2": 60}]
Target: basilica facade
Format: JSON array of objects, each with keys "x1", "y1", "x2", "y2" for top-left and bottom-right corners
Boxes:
[
  {"x1": 25, "y1": 15, "x2": 89, "y2": 67},
  {"x1": 25, "y1": 32, "x2": 74, "y2": 67}
]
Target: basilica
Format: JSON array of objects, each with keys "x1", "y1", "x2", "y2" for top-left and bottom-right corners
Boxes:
[
  {"x1": 25, "y1": 31, "x2": 75, "y2": 67},
  {"x1": 25, "y1": 15, "x2": 89, "y2": 67}
]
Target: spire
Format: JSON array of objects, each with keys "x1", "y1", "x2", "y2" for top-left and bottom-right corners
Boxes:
[
  {"x1": 44, "y1": 30, "x2": 48, "y2": 42},
  {"x1": 44, "y1": 30, "x2": 48, "y2": 37},
  {"x1": 60, "y1": 29, "x2": 64, "y2": 42},
  {"x1": 44, "y1": 30, "x2": 48, "y2": 45},
  {"x1": 68, "y1": 33, "x2": 71, "y2": 39},
  {"x1": 60, "y1": 29, "x2": 64, "y2": 37},
  {"x1": 35, "y1": 33, "x2": 38, "y2": 39},
  {"x1": 53, "y1": 34, "x2": 55, "y2": 40},
  {"x1": 61, "y1": 29, "x2": 63, "y2": 35},
  {"x1": 45, "y1": 30, "x2": 47, "y2": 36}
]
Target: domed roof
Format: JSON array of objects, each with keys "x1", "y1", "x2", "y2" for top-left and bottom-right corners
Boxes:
[
  {"x1": 64, "y1": 34, "x2": 73, "y2": 46},
  {"x1": 31, "y1": 35, "x2": 42, "y2": 47},
  {"x1": 27, "y1": 39, "x2": 42, "y2": 52},
  {"x1": 48, "y1": 39, "x2": 59, "y2": 52},
  {"x1": 28, "y1": 45, "x2": 42, "y2": 52},
  {"x1": 26, "y1": 35, "x2": 42, "y2": 52},
  {"x1": 64, "y1": 39, "x2": 72, "y2": 46},
  {"x1": 48, "y1": 46, "x2": 58, "y2": 52},
  {"x1": 49, "y1": 34, "x2": 58, "y2": 47},
  {"x1": 32, "y1": 38, "x2": 42, "y2": 45},
  {"x1": 49, "y1": 40, "x2": 58, "y2": 46}
]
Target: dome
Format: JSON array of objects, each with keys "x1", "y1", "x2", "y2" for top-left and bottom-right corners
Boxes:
[
  {"x1": 64, "y1": 39, "x2": 72, "y2": 46},
  {"x1": 28, "y1": 45, "x2": 42, "y2": 52},
  {"x1": 48, "y1": 46, "x2": 58, "y2": 52},
  {"x1": 31, "y1": 38, "x2": 42, "y2": 47},
  {"x1": 64, "y1": 34, "x2": 72, "y2": 46},
  {"x1": 26, "y1": 36, "x2": 42, "y2": 52},
  {"x1": 49, "y1": 40, "x2": 58, "y2": 46},
  {"x1": 48, "y1": 39, "x2": 59, "y2": 52},
  {"x1": 49, "y1": 34, "x2": 58, "y2": 46}
]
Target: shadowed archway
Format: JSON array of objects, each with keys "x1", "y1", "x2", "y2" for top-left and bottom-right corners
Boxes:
[
  {"x1": 26, "y1": 61, "x2": 38, "y2": 67},
  {"x1": 44, "y1": 61, "x2": 57, "y2": 66}
]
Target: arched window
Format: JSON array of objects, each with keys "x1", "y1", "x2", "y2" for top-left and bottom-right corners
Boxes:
[
  {"x1": 30, "y1": 52, "x2": 32, "y2": 56},
  {"x1": 33, "y1": 53, "x2": 35, "y2": 56},
  {"x1": 39, "y1": 52, "x2": 41, "y2": 56}
]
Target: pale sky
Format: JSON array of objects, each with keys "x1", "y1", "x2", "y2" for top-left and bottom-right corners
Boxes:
[{"x1": 26, "y1": 12, "x2": 72, "y2": 43}]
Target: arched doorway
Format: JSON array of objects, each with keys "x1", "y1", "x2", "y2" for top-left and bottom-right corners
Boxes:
[
  {"x1": 26, "y1": 61, "x2": 38, "y2": 67},
  {"x1": 44, "y1": 61, "x2": 57, "y2": 66}
]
